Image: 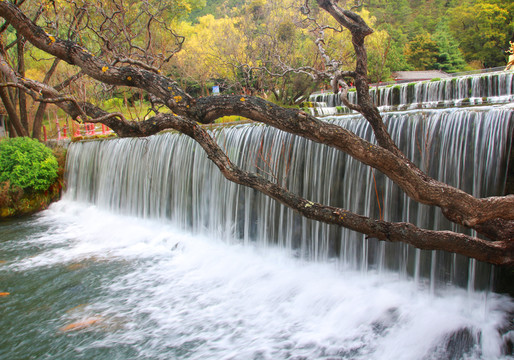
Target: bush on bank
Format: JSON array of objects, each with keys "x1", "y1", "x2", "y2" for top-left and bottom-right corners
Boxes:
[{"x1": 0, "y1": 137, "x2": 65, "y2": 218}]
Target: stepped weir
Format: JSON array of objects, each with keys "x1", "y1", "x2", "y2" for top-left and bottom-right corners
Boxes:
[
  {"x1": 2, "y1": 71, "x2": 514, "y2": 360},
  {"x1": 65, "y1": 71, "x2": 514, "y2": 292},
  {"x1": 308, "y1": 71, "x2": 514, "y2": 116}
]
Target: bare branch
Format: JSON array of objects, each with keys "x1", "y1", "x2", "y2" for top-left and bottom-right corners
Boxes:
[
  {"x1": 331, "y1": 70, "x2": 361, "y2": 111},
  {"x1": 0, "y1": 0, "x2": 512, "y2": 264},
  {"x1": 112, "y1": 56, "x2": 161, "y2": 73}
]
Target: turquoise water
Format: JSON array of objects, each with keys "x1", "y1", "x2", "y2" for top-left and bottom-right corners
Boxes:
[
  {"x1": 1, "y1": 200, "x2": 513, "y2": 359},
  {"x1": 0, "y1": 212, "x2": 136, "y2": 359}
]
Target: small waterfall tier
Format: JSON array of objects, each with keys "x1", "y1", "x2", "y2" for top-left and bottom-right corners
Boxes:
[
  {"x1": 65, "y1": 105, "x2": 514, "y2": 291},
  {"x1": 307, "y1": 71, "x2": 514, "y2": 116}
]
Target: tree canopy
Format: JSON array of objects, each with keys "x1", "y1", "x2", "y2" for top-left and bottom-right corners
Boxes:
[
  {"x1": 0, "y1": 0, "x2": 512, "y2": 265},
  {"x1": 1, "y1": 0, "x2": 512, "y2": 139}
]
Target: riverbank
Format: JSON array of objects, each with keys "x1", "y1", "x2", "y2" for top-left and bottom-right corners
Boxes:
[{"x1": 0, "y1": 146, "x2": 66, "y2": 219}]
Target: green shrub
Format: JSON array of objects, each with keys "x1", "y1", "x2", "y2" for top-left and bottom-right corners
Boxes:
[{"x1": 0, "y1": 137, "x2": 58, "y2": 192}]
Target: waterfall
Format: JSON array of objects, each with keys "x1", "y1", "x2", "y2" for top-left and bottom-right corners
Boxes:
[
  {"x1": 65, "y1": 105, "x2": 514, "y2": 291},
  {"x1": 308, "y1": 71, "x2": 514, "y2": 115}
]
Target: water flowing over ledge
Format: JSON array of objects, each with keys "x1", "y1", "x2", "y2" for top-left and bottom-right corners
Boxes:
[
  {"x1": 65, "y1": 105, "x2": 514, "y2": 291},
  {"x1": 2, "y1": 103, "x2": 513, "y2": 360},
  {"x1": 308, "y1": 71, "x2": 514, "y2": 116}
]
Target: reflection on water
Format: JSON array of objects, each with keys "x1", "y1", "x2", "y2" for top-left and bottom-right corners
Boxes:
[{"x1": 1, "y1": 200, "x2": 513, "y2": 360}]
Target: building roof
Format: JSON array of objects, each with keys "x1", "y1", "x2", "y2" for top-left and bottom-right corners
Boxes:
[{"x1": 392, "y1": 70, "x2": 451, "y2": 81}]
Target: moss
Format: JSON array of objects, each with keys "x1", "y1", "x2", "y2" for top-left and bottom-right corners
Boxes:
[
  {"x1": 215, "y1": 115, "x2": 246, "y2": 124},
  {"x1": 0, "y1": 179, "x2": 62, "y2": 219},
  {"x1": 72, "y1": 132, "x2": 118, "y2": 142},
  {"x1": 430, "y1": 78, "x2": 441, "y2": 82},
  {"x1": 300, "y1": 101, "x2": 314, "y2": 108},
  {"x1": 0, "y1": 207, "x2": 14, "y2": 217}
]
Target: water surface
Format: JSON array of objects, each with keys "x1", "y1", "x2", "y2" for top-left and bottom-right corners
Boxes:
[{"x1": 1, "y1": 200, "x2": 512, "y2": 359}]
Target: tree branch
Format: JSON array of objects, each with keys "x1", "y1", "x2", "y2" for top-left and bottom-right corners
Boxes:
[
  {"x1": 0, "y1": 1, "x2": 512, "y2": 264},
  {"x1": 331, "y1": 70, "x2": 361, "y2": 111},
  {"x1": 149, "y1": 115, "x2": 514, "y2": 266},
  {"x1": 0, "y1": 1, "x2": 193, "y2": 114}
]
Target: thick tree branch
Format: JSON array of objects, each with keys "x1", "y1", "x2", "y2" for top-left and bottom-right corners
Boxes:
[
  {"x1": 0, "y1": 1, "x2": 512, "y2": 265},
  {"x1": 193, "y1": 95, "x2": 514, "y2": 237},
  {"x1": 0, "y1": 1, "x2": 193, "y2": 114},
  {"x1": 0, "y1": 79, "x2": 26, "y2": 136},
  {"x1": 153, "y1": 117, "x2": 514, "y2": 266},
  {"x1": 331, "y1": 71, "x2": 361, "y2": 111},
  {"x1": 314, "y1": 0, "x2": 404, "y2": 158}
]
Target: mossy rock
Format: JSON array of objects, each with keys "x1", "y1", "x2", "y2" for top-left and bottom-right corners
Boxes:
[
  {"x1": 0, "y1": 207, "x2": 14, "y2": 217},
  {"x1": 0, "y1": 182, "x2": 61, "y2": 219}
]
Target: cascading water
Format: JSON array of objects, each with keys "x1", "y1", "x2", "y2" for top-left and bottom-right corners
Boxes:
[
  {"x1": 2, "y1": 73, "x2": 514, "y2": 359},
  {"x1": 65, "y1": 106, "x2": 513, "y2": 291},
  {"x1": 308, "y1": 71, "x2": 514, "y2": 116}
]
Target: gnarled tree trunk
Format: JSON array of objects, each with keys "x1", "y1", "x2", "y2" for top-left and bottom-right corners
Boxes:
[{"x1": 0, "y1": 0, "x2": 512, "y2": 265}]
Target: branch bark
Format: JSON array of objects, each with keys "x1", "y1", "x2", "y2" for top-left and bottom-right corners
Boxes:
[
  {"x1": 0, "y1": 1, "x2": 512, "y2": 265},
  {"x1": 32, "y1": 58, "x2": 60, "y2": 139}
]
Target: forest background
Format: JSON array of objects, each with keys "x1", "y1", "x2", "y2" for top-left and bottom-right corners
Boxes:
[
  {"x1": 175, "y1": 0, "x2": 514, "y2": 102},
  {"x1": 1, "y1": 0, "x2": 513, "y2": 139}
]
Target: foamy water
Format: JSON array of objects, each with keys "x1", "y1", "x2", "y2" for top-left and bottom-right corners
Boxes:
[{"x1": 1, "y1": 200, "x2": 513, "y2": 359}]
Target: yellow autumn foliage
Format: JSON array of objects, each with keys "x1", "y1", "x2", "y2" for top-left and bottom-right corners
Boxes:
[{"x1": 174, "y1": 14, "x2": 247, "y2": 82}]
